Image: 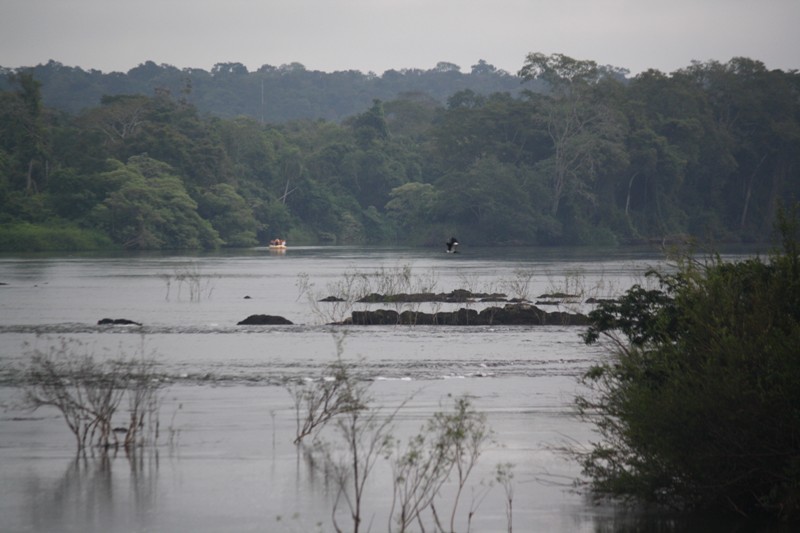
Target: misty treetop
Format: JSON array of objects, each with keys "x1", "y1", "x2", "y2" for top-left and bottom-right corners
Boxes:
[
  {"x1": 0, "y1": 59, "x2": 525, "y2": 123},
  {"x1": 0, "y1": 53, "x2": 798, "y2": 251}
]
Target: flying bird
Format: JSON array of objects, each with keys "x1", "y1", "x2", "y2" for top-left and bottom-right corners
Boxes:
[{"x1": 446, "y1": 237, "x2": 459, "y2": 253}]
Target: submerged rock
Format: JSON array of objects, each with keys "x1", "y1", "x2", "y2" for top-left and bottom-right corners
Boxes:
[{"x1": 237, "y1": 314, "x2": 293, "y2": 325}]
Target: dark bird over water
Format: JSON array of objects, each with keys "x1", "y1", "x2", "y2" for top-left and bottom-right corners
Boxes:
[{"x1": 446, "y1": 237, "x2": 459, "y2": 253}]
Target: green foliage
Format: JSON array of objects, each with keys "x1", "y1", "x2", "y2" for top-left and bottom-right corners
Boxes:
[
  {"x1": 0, "y1": 222, "x2": 113, "y2": 251},
  {"x1": 577, "y1": 208, "x2": 800, "y2": 519},
  {"x1": 90, "y1": 156, "x2": 221, "y2": 249},
  {"x1": 349, "y1": 99, "x2": 389, "y2": 148},
  {"x1": 0, "y1": 72, "x2": 50, "y2": 193},
  {"x1": 435, "y1": 158, "x2": 544, "y2": 244},
  {"x1": 196, "y1": 183, "x2": 258, "y2": 247},
  {"x1": 519, "y1": 52, "x2": 601, "y2": 92},
  {"x1": 46, "y1": 167, "x2": 119, "y2": 221},
  {"x1": 386, "y1": 182, "x2": 439, "y2": 241},
  {"x1": 0, "y1": 54, "x2": 798, "y2": 249},
  {"x1": 11, "y1": 59, "x2": 524, "y2": 122}
]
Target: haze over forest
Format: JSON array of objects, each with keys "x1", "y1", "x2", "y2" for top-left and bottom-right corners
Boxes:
[
  {"x1": 0, "y1": 59, "x2": 534, "y2": 123},
  {"x1": 0, "y1": 53, "x2": 798, "y2": 251}
]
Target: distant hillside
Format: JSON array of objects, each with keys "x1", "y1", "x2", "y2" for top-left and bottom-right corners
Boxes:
[{"x1": 0, "y1": 59, "x2": 536, "y2": 122}]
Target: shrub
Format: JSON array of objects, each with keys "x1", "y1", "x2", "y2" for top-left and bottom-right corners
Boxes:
[
  {"x1": 288, "y1": 334, "x2": 502, "y2": 532},
  {"x1": 22, "y1": 338, "x2": 164, "y2": 452},
  {"x1": 576, "y1": 208, "x2": 800, "y2": 520}
]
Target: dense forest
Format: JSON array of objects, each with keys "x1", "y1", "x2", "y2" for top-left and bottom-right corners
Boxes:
[
  {"x1": 1, "y1": 53, "x2": 798, "y2": 251},
  {"x1": 0, "y1": 59, "x2": 529, "y2": 123}
]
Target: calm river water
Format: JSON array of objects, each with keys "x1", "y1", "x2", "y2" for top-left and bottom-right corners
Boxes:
[{"x1": 0, "y1": 245, "x2": 765, "y2": 532}]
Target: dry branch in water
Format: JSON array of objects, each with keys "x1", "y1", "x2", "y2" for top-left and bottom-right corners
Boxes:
[{"x1": 22, "y1": 337, "x2": 165, "y2": 452}]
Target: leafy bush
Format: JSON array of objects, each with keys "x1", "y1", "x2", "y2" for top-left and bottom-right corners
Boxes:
[{"x1": 576, "y1": 208, "x2": 800, "y2": 520}]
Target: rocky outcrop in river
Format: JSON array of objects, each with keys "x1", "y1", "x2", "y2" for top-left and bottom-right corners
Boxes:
[
  {"x1": 322, "y1": 289, "x2": 527, "y2": 304},
  {"x1": 237, "y1": 314, "x2": 294, "y2": 325},
  {"x1": 340, "y1": 303, "x2": 589, "y2": 326},
  {"x1": 98, "y1": 318, "x2": 142, "y2": 326},
  {"x1": 354, "y1": 289, "x2": 509, "y2": 303}
]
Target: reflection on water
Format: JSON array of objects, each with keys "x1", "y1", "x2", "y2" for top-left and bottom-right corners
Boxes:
[
  {"x1": 18, "y1": 445, "x2": 788, "y2": 533},
  {"x1": 19, "y1": 452, "x2": 159, "y2": 533}
]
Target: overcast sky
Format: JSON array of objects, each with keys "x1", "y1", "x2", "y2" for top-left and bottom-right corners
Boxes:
[{"x1": 2, "y1": 0, "x2": 798, "y2": 76}]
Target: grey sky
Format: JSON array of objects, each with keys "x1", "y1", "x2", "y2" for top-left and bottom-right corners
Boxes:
[{"x1": 2, "y1": 0, "x2": 798, "y2": 75}]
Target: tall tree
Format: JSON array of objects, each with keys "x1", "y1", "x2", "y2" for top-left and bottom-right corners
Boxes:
[
  {"x1": 90, "y1": 156, "x2": 221, "y2": 249},
  {"x1": 520, "y1": 53, "x2": 625, "y2": 217},
  {"x1": 687, "y1": 59, "x2": 800, "y2": 236},
  {"x1": 6, "y1": 72, "x2": 49, "y2": 193}
]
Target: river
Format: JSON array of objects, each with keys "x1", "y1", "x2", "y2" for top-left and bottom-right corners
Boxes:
[{"x1": 0, "y1": 245, "x2": 760, "y2": 532}]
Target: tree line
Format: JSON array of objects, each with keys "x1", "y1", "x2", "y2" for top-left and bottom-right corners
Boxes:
[
  {"x1": 1, "y1": 53, "x2": 798, "y2": 251},
  {"x1": 0, "y1": 59, "x2": 527, "y2": 123}
]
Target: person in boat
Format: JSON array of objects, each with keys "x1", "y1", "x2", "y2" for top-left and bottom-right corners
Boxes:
[{"x1": 445, "y1": 237, "x2": 459, "y2": 253}]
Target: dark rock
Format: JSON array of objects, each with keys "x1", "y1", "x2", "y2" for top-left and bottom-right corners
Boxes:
[
  {"x1": 237, "y1": 314, "x2": 293, "y2": 325},
  {"x1": 341, "y1": 303, "x2": 588, "y2": 326},
  {"x1": 350, "y1": 309, "x2": 400, "y2": 325},
  {"x1": 357, "y1": 293, "x2": 392, "y2": 303},
  {"x1": 447, "y1": 289, "x2": 474, "y2": 302},
  {"x1": 98, "y1": 318, "x2": 142, "y2": 326},
  {"x1": 319, "y1": 295, "x2": 346, "y2": 302},
  {"x1": 244, "y1": 295, "x2": 252, "y2": 299},
  {"x1": 538, "y1": 292, "x2": 579, "y2": 299},
  {"x1": 351, "y1": 289, "x2": 509, "y2": 304},
  {"x1": 585, "y1": 297, "x2": 617, "y2": 304},
  {"x1": 479, "y1": 303, "x2": 589, "y2": 326},
  {"x1": 400, "y1": 308, "x2": 479, "y2": 325}
]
